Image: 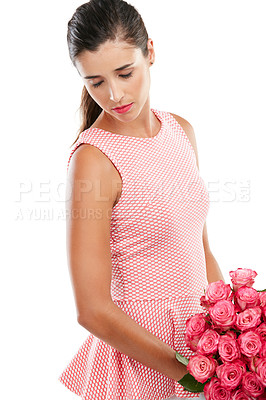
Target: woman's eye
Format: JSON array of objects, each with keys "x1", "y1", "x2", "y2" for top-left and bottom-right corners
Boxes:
[
  {"x1": 119, "y1": 71, "x2": 133, "y2": 79},
  {"x1": 92, "y1": 81, "x2": 103, "y2": 88},
  {"x1": 92, "y1": 71, "x2": 133, "y2": 88}
]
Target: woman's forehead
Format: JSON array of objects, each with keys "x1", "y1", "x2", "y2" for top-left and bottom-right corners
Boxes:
[{"x1": 76, "y1": 43, "x2": 142, "y2": 76}]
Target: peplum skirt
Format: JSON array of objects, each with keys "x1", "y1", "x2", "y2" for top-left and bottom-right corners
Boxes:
[{"x1": 58, "y1": 295, "x2": 205, "y2": 400}]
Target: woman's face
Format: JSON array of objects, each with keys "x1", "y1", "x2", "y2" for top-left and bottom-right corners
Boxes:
[{"x1": 75, "y1": 38, "x2": 155, "y2": 124}]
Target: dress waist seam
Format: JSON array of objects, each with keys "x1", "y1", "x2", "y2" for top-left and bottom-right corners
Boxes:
[{"x1": 112, "y1": 294, "x2": 202, "y2": 303}]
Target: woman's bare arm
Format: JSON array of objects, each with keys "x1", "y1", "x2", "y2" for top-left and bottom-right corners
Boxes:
[{"x1": 66, "y1": 144, "x2": 187, "y2": 382}]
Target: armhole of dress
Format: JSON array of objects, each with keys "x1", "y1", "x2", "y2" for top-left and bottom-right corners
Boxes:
[
  {"x1": 67, "y1": 142, "x2": 83, "y2": 173},
  {"x1": 167, "y1": 112, "x2": 199, "y2": 171},
  {"x1": 66, "y1": 141, "x2": 124, "y2": 212}
]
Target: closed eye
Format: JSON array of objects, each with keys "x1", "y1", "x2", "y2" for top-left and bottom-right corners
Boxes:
[{"x1": 92, "y1": 71, "x2": 133, "y2": 88}]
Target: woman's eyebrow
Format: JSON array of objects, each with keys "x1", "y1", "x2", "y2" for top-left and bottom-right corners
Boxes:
[{"x1": 83, "y1": 63, "x2": 134, "y2": 79}]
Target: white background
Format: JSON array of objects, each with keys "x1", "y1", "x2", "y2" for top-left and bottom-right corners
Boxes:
[{"x1": 1, "y1": 0, "x2": 265, "y2": 399}]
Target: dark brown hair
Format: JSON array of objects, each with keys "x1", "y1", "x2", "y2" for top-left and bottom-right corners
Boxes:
[{"x1": 67, "y1": 0, "x2": 149, "y2": 147}]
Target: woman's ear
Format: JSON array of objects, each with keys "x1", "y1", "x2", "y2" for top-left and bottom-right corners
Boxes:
[{"x1": 147, "y1": 38, "x2": 155, "y2": 65}]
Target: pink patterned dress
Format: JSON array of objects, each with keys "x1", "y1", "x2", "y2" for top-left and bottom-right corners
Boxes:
[{"x1": 58, "y1": 108, "x2": 209, "y2": 400}]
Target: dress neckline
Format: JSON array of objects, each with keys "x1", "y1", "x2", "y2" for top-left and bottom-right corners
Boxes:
[{"x1": 82, "y1": 108, "x2": 164, "y2": 141}]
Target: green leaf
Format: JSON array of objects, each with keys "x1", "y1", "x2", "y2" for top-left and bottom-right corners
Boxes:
[
  {"x1": 178, "y1": 372, "x2": 207, "y2": 393},
  {"x1": 175, "y1": 351, "x2": 189, "y2": 366},
  {"x1": 257, "y1": 289, "x2": 266, "y2": 292}
]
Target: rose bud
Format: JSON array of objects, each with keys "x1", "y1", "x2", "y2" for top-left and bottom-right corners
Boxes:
[{"x1": 200, "y1": 294, "x2": 211, "y2": 311}]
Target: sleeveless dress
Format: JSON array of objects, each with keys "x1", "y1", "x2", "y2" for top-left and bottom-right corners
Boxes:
[{"x1": 58, "y1": 108, "x2": 209, "y2": 400}]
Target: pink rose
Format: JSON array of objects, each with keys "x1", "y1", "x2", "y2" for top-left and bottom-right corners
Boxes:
[
  {"x1": 231, "y1": 388, "x2": 254, "y2": 399},
  {"x1": 187, "y1": 354, "x2": 217, "y2": 383},
  {"x1": 216, "y1": 361, "x2": 243, "y2": 390},
  {"x1": 235, "y1": 286, "x2": 260, "y2": 311},
  {"x1": 200, "y1": 281, "x2": 233, "y2": 312},
  {"x1": 260, "y1": 292, "x2": 266, "y2": 307},
  {"x1": 263, "y1": 306, "x2": 266, "y2": 323},
  {"x1": 242, "y1": 371, "x2": 265, "y2": 397},
  {"x1": 209, "y1": 300, "x2": 237, "y2": 331},
  {"x1": 203, "y1": 376, "x2": 231, "y2": 400},
  {"x1": 235, "y1": 306, "x2": 262, "y2": 331},
  {"x1": 197, "y1": 328, "x2": 220, "y2": 355},
  {"x1": 200, "y1": 294, "x2": 212, "y2": 311},
  {"x1": 184, "y1": 313, "x2": 208, "y2": 351},
  {"x1": 229, "y1": 268, "x2": 257, "y2": 291},
  {"x1": 260, "y1": 342, "x2": 266, "y2": 358},
  {"x1": 185, "y1": 312, "x2": 207, "y2": 337},
  {"x1": 256, "y1": 358, "x2": 266, "y2": 387},
  {"x1": 184, "y1": 334, "x2": 199, "y2": 352},
  {"x1": 234, "y1": 358, "x2": 247, "y2": 374},
  {"x1": 249, "y1": 355, "x2": 261, "y2": 372},
  {"x1": 238, "y1": 330, "x2": 263, "y2": 357},
  {"x1": 256, "y1": 323, "x2": 266, "y2": 342},
  {"x1": 225, "y1": 330, "x2": 237, "y2": 339},
  {"x1": 218, "y1": 334, "x2": 241, "y2": 362},
  {"x1": 205, "y1": 280, "x2": 233, "y2": 304}
]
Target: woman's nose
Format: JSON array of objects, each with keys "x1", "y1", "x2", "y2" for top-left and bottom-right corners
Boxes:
[{"x1": 109, "y1": 83, "x2": 124, "y2": 103}]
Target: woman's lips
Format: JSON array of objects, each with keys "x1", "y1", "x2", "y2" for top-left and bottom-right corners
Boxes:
[{"x1": 112, "y1": 102, "x2": 133, "y2": 114}]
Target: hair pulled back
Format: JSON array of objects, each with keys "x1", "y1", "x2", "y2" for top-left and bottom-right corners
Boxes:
[{"x1": 67, "y1": 0, "x2": 149, "y2": 146}]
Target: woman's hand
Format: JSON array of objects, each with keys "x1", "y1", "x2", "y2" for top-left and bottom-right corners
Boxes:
[{"x1": 173, "y1": 359, "x2": 188, "y2": 382}]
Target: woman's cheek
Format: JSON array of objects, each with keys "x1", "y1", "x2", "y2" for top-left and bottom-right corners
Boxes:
[{"x1": 134, "y1": 71, "x2": 150, "y2": 98}]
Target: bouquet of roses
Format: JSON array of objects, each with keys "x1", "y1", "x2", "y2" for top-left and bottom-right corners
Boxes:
[{"x1": 175, "y1": 268, "x2": 266, "y2": 399}]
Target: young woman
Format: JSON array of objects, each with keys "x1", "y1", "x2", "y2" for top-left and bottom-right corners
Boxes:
[{"x1": 58, "y1": 1, "x2": 224, "y2": 399}]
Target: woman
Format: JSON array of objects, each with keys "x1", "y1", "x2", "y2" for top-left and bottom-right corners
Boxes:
[{"x1": 58, "y1": 1, "x2": 224, "y2": 399}]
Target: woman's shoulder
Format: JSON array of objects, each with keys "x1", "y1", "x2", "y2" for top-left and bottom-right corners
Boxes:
[
  {"x1": 67, "y1": 143, "x2": 121, "y2": 209},
  {"x1": 168, "y1": 112, "x2": 194, "y2": 137},
  {"x1": 68, "y1": 143, "x2": 117, "y2": 179},
  {"x1": 168, "y1": 111, "x2": 199, "y2": 168}
]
